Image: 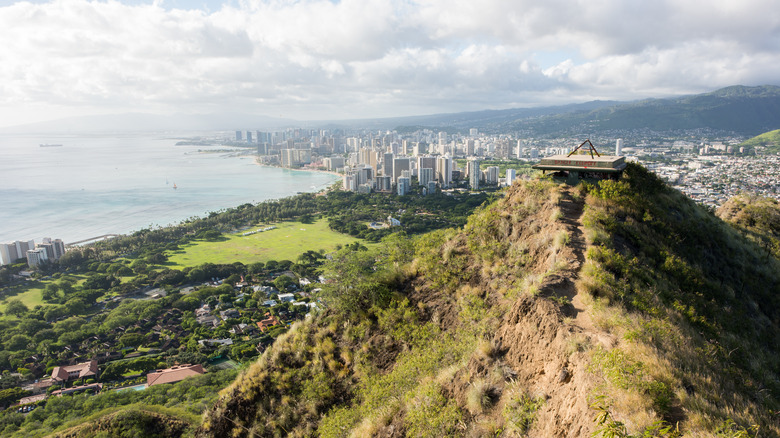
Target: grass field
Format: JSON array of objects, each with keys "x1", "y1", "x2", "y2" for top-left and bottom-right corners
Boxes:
[
  {"x1": 0, "y1": 282, "x2": 45, "y2": 316},
  {"x1": 166, "y1": 219, "x2": 361, "y2": 268}
]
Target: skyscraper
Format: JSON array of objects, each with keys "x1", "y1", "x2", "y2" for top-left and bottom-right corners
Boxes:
[
  {"x1": 436, "y1": 155, "x2": 452, "y2": 188},
  {"x1": 0, "y1": 240, "x2": 34, "y2": 266},
  {"x1": 616, "y1": 138, "x2": 623, "y2": 156},
  {"x1": 468, "y1": 159, "x2": 481, "y2": 190},
  {"x1": 485, "y1": 166, "x2": 499, "y2": 185},
  {"x1": 397, "y1": 177, "x2": 411, "y2": 195},
  {"x1": 419, "y1": 167, "x2": 434, "y2": 187},
  {"x1": 466, "y1": 139, "x2": 475, "y2": 156},
  {"x1": 26, "y1": 248, "x2": 47, "y2": 267},
  {"x1": 382, "y1": 152, "x2": 394, "y2": 177},
  {"x1": 235, "y1": 131, "x2": 243, "y2": 141},
  {"x1": 393, "y1": 158, "x2": 411, "y2": 184}
]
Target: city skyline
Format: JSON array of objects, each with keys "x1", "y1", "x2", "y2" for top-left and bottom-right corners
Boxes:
[{"x1": 1, "y1": 0, "x2": 779, "y2": 128}]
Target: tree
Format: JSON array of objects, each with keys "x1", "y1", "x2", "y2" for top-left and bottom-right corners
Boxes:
[
  {"x1": 42, "y1": 283, "x2": 60, "y2": 302},
  {"x1": 225, "y1": 273, "x2": 241, "y2": 286},
  {"x1": 131, "y1": 259, "x2": 149, "y2": 275},
  {"x1": 273, "y1": 275, "x2": 296, "y2": 292},
  {"x1": 82, "y1": 273, "x2": 115, "y2": 291},
  {"x1": 248, "y1": 262, "x2": 265, "y2": 276},
  {"x1": 5, "y1": 299, "x2": 28, "y2": 317},
  {"x1": 33, "y1": 329, "x2": 57, "y2": 343},
  {"x1": 320, "y1": 246, "x2": 393, "y2": 313},
  {"x1": 5, "y1": 335, "x2": 31, "y2": 351},
  {"x1": 65, "y1": 297, "x2": 87, "y2": 315},
  {"x1": 119, "y1": 332, "x2": 146, "y2": 348}
]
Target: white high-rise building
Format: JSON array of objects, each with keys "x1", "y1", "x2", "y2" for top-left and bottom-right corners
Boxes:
[
  {"x1": 437, "y1": 155, "x2": 453, "y2": 188},
  {"x1": 0, "y1": 240, "x2": 34, "y2": 266},
  {"x1": 485, "y1": 166, "x2": 499, "y2": 185},
  {"x1": 26, "y1": 248, "x2": 48, "y2": 267},
  {"x1": 419, "y1": 167, "x2": 434, "y2": 187},
  {"x1": 41, "y1": 237, "x2": 66, "y2": 260},
  {"x1": 466, "y1": 139, "x2": 475, "y2": 156},
  {"x1": 343, "y1": 173, "x2": 357, "y2": 191},
  {"x1": 505, "y1": 169, "x2": 517, "y2": 186},
  {"x1": 0, "y1": 243, "x2": 18, "y2": 266},
  {"x1": 616, "y1": 139, "x2": 623, "y2": 156},
  {"x1": 397, "y1": 177, "x2": 411, "y2": 195},
  {"x1": 324, "y1": 156, "x2": 345, "y2": 171},
  {"x1": 417, "y1": 155, "x2": 437, "y2": 178}
]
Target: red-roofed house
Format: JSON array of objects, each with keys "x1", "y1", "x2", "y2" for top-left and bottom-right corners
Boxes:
[
  {"x1": 146, "y1": 364, "x2": 205, "y2": 387},
  {"x1": 51, "y1": 360, "x2": 98, "y2": 383},
  {"x1": 256, "y1": 313, "x2": 281, "y2": 332}
]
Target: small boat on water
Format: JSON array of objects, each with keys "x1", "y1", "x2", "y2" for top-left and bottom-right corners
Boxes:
[{"x1": 40, "y1": 144, "x2": 63, "y2": 147}]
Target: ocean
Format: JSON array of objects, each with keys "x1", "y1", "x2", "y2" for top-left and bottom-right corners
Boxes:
[{"x1": 0, "y1": 132, "x2": 339, "y2": 244}]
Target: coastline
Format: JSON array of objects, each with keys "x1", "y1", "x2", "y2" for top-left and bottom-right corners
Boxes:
[
  {"x1": 0, "y1": 136, "x2": 343, "y2": 244},
  {"x1": 252, "y1": 156, "x2": 343, "y2": 182}
]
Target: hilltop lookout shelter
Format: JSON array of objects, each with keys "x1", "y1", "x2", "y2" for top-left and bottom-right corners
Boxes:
[{"x1": 532, "y1": 140, "x2": 627, "y2": 184}]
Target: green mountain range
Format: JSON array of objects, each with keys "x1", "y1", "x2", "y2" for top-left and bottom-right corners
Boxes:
[
  {"x1": 515, "y1": 85, "x2": 780, "y2": 136},
  {"x1": 386, "y1": 85, "x2": 780, "y2": 137}
]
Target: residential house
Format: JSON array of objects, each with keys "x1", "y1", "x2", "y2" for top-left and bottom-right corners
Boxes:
[
  {"x1": 198, "y1": 339, "x2": 233, "y2": 347},
  {"x1": 51, "y1": 360, "x2": 98, "y2": 384},
  {"x1": 219, "y1": 308, "x2": 240, "y2": 321},
  {"x1": 146, "y1": 364, "x2": 206, "y2": 387},
  {"x1": 93, "y1": 351, "x2": 122, "y2": 364},
  {"x1": 278, "y1": 293, "x2": 295, "y2": 303},
  {"x1": 257, "y1": 313, "x2": 281, "y2": 332},
  {"x1": 229, "y1": 323, "x2": 256, "y2": 335},
  {"x1": 196, "y1": 314, "x2": 220, "y2": 327},
  {"x1": 195, "y1": 304, "x2": 211, "y2": 317}
]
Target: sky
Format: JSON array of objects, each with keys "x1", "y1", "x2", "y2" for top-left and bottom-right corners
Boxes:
[{"x1": 0, "y1": 0, "x2": 779, "y2": 127}]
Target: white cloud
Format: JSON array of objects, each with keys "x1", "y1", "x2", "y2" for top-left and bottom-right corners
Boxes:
[{"x1": 0, "y1": 0, "x2": 778, "y2": 126}]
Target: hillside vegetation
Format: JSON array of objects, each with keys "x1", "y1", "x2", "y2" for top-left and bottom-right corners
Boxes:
[
  {"x1": 49, "y1": 405, "x2": 196, "y2": 438},
  {"x1": 717, "y1": 194, "x2": 780, "y2": 258},
  {"x1": 196, "y1": 164, "x2": 780, "y2": 437},
  {"x1": 739, "y1": 129, "x2": 780, "y2": 154}
]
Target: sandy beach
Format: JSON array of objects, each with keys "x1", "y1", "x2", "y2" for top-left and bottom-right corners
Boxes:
[{"x1": 253, "y1": 157, "x2": 343, "y2": 179}]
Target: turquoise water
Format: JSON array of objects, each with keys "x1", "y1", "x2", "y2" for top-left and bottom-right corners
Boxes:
[
  {"x1": 115, "y1": 384, "x2": 147, "y2": 392},
  {"x1": 0, "y1": 132, "x2": 338, "y2": 243}
]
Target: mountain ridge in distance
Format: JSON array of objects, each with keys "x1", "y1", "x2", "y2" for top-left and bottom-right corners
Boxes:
[{"x1": 2, "y1": 84, "x2": 778, "y2": 136}]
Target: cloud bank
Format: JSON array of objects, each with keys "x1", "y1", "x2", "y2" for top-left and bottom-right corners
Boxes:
[{"x1": 1, "y1": 0, "x2": 779, "y2": 126}]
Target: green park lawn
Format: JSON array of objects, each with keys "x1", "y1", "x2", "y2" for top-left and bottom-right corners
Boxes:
[
  {"x1": 0, "y1": 282, "x2": 45, "y2": 316},
  {"x1": 166, "y1": 219, "x2": 361, "y2": 268}
]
